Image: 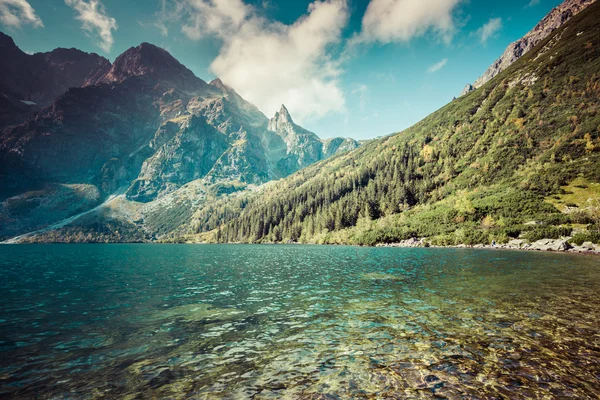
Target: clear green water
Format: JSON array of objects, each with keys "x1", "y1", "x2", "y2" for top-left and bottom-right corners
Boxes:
[{"x1": 0, "y1": 244, "x2": 599, "y2": 399}]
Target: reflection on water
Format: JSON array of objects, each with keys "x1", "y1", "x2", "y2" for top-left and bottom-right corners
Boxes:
[{"x1": 0, "y1": 244, "x2": 599, "y2": 398}]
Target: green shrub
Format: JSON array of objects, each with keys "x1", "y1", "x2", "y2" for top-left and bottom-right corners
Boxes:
[
  {"x1": 539, "y1": 213, "x2": 570, "y2": 225},
  {"x1": 499, "y1": 226, "x2": 522, "y2": 238},
  {"x1": 570, "y1": 211, "x2": 596, "y2": 224},
  {"x1": 524, "y1": 226, "x2": 573, "y2": 242},
  {"x1": 569, "y1": 232, "x2": 600, "y2": 245},
  {"x1": 430, "y1": 234, "x2": 456, "y2": 246},
  {"x1": 462, "y1": 228, "x2": 490, "y2": 245},
  {"x1": 353, "y1": 226, "x2": 418, "y2": 245}
]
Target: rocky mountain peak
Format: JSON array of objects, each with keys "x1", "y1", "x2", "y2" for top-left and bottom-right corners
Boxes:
[
  {"x1": 0, "y1": 31, "x2": 362, "y2": 239},
  {"x1": 209, "y1": 78, "x2": 227, "y2": 89},
  {"x1": 269, "y1": 104, "x2": 294, "y2": 131},
  {"x1": 278, "y1": 104, "x2": 292, "y2": 122},
  {"x1": 98, "y1": 42, "x2": 203, "y2": 90},
  {"x1": 208, "y1": 78, "x2": 236, "y2": 97},
  {"x1": 268, "y1": 104, "x2": 296, "y2": 133}
]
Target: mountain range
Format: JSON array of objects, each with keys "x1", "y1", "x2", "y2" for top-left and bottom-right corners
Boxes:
[
  {"x1": 0, "y1": 36, "x2": 358, "y2": 240},
  {"x1": 1, "y1": 0, "x2": 599, "y2": 247}
]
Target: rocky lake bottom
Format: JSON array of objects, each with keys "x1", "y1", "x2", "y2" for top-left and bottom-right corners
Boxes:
[{"x1": 0, "y1": 244, "x2": 599, "y2": 399}]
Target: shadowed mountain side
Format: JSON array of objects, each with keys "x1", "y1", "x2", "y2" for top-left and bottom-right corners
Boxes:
[{"x1": 0, "y1": 32, "x2": 111, "y2": 127}]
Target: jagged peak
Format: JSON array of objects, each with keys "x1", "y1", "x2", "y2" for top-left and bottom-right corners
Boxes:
[{"x1": 275, "y1": 104, "x2": 293, "y2": 124}]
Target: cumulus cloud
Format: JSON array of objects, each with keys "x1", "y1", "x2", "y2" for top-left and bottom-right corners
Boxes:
[
  {"x1": 65, "y1": 0, "x2": 117, "y2": 52},
  {"x1": 355, "y1": 0, "x2": 464, "y2": 45},
  {"x1": 427, "y1": 58, "x2": 447, "y2": 73},
  {"x1": 0, "y1": 0, "x2": 43, "y2": 28},
  {"x1": 163, "y1": 0, "x2": 348, "y2": 122},
  {"x1": 475, "y1": 17, "x2": 502, "y2": 44},
  {"x1": 178, "y1": 0, "x2": 251, "y2": 40}
]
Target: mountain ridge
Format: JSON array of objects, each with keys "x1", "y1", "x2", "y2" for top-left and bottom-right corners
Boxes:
[
  {"x1": 0, "y1": 31, "x2": 111, "y2": 126},
  {"x1": 462, "y1": 0, "x2": 596, "y2": 95}
]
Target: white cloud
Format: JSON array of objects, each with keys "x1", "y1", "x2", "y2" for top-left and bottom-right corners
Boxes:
[
  {"x1": 475, "y1": 17, "x2": 502, "y2": 44},
  {"x1": 173, "y1": 0, "x2": 251, "y2": 40},
  {"x1": 0, "y1": 0, "x2": 43, "y2": 28},
  {"x1": 163, "y1": 0, "x2": 349, "y2": 122},
  {"x1": 355, "y1": 0, "x2": 464, "y2": 45},
  {"x1": 527, "y1": 0, "x2": 540, "y2": 7},
  {"x1": 65, "y1": 0, "x2": 117, "y2": 52},
  {"x1": 154, "y1": 0, "x2": 170, "y2": 36},
  {"x1": 351, "y1": 84, "x2": 368, "y2": 112},
  {"x1": 427, "y1": 58, "x2": 447, "y2": 73}
]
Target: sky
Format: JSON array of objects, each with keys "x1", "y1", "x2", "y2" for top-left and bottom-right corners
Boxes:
[{"x1": 0, "y1": 0, "x2": 564, "y2": 140}]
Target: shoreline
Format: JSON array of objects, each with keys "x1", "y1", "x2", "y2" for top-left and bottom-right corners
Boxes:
[
  {"x1": 3, "y1": 237, "x2": 600, "y2": 256},
  {"x1": 375, "y1": 237, "x2": 600, "y2": 256}
]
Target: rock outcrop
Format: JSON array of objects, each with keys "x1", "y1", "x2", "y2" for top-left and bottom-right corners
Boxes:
[
  {"x1": 462, "y1": 0, "x2": 596, "y2": 94},
  {"x1": 377, "y1": 237, "x2": 599, "y2": 254},
  {"x1": 460, "y1": 84, "x2": 474, "y2": 96}
]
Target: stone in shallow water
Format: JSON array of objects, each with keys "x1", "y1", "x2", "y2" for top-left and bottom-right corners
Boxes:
[
  {"x1": 148, "y1": 303, "x2": 244, "y2": 323},
  {"x1": 361, "y1": 273, "x2": 405, "y2": 282}
]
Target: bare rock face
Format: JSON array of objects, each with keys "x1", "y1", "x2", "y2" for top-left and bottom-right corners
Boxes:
[
  {"x1": 460, "y1": 84, "x2": 474, "y2": 96},
  {"x1": 465, "y1": 0, "x2": 596, "y2": 93}
]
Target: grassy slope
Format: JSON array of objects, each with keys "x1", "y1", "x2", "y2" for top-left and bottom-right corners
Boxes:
[{"x1": 183, "y1": 2, "x2": 600, "y2": 245}]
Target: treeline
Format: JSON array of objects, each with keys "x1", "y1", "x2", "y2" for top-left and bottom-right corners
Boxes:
[{"x1": 215, "y1": 139, "x2": 454, "y2": 243}]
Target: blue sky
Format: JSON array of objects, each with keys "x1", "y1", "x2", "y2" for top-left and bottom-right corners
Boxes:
[{"x1": 1, "y1": 0, "x2": 563, "y2": 140}]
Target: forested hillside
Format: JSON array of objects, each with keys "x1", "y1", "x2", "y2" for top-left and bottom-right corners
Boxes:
[{"x1": 186, "y1": 2, "x2": 600, "y2": 246}]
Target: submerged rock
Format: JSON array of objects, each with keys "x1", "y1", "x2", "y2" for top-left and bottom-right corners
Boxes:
[
  {"x1": 148, "y1": 303, "x2": 244, "y2": 323},
  {"x1": 361, "y1": 273, "x2": 405, "y2": 282}
]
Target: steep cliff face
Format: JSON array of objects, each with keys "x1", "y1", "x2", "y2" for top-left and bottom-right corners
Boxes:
[
  {"x1": 462, "y1": 0, "x2": 596, "y2": 94},
  {"x1": 0, "y1": 36, "x2": 359, "y2": 239}
]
